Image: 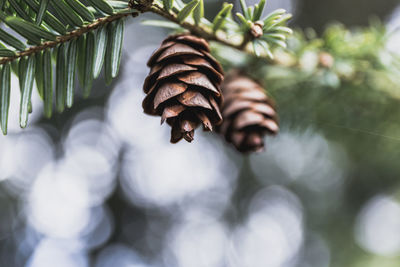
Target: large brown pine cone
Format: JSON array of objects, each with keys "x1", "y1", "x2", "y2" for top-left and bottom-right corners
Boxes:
[
  {"x1": 142, "y1": 34, "x2": 224, "y2": 143},
  {"x1": 218, "y1": 72, "x2": 279, "y2": 153}
]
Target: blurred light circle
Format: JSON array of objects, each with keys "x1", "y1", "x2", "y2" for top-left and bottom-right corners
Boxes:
[
  {"x1": 165, "y1": 213, "x2": 229, "y2": 267},
  {"x1": 0, "y1": 128, "x2": 54, "y2": 193},
  {"x1": 129, "y1": 45, "x2": 161, "y2": 74},
  {"x1": 120, "y1": 133, "x2": 238, "y2": 207},
  {"x1": 251, "y1": 131, "x2": 345, "y2": 193},
  {"x1": 0, "y1": 135, "x2": 18, "y2": 182},
  {"x1": 300, "y1": 51, "x2": 319, "y2": 72},
  {"x1": 107, "y1": 23, "x2": 169, "y2": 147},
  {"x1": 230, "y1": 218, "x2": 288, "y2": 267},
  {"x1": 250, "y1": 131, "x2": 307, "y2": 183},
  {"x1": 262, "y1": 0, "x2": 295, "y2": 13},
  {"x1": 95, "y1": 243, "x2": 149, "y2": 267},
  {"x1": 14, "y1": 224, "x2": 42, "y2": 263},
  {"x1": 355, "y1": 194, "x2": 400, "y2": 256},
  {"x1": 106, "y1": 79, "x2": 167, "y2": 148},
  {"x1": 387, "y1": 6, "x2": 400, "y2": 54},
  {"x1": 229, "y1": 186, "x2": 304, "y2": 267},
  {"x1": 0, "y1": 196, "x2": 17, "y2": 240},
  {"x1": 27, "y1": 163, "x2": 91, "y2": 238},
  {"x1": 63, "y1": 110, "x2": 121, "y2": 162},
  {"x1": 301, "y1": 234, "x2": 331, "y2": 267},
  {"x1": 26, "y1": 238, "x2": 89, "y2": 267},
  {"x1": 78, "y1": 205, "x2": 114, "y2": 250},
  {"x1": 61, "y1": 145, "x2": 116, "y2": 207}
]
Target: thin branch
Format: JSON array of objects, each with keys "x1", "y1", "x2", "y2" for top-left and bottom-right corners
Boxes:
[{"x1": 146, "y1": 4, "x2": 246, "y2": 50}]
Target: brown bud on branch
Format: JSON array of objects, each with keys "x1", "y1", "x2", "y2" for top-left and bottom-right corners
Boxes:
[{"x1": 250, "y1": 21, "x2": 264, "y2": 39}]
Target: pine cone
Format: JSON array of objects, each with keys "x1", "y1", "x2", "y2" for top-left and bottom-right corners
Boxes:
[
  {"x1": 218, "y1": 72, "x2": 279, "y2": 153},
  {"x1": 142, "y1": 34, "x2": 224, "y2": 143}
]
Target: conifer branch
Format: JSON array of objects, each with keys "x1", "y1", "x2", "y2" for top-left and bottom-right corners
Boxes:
[
  {"x1": 0, "y1": 0, "x2": 291, "y2": 65},
  {"x1": 146, "y1": 4, "x2": 243, "y2": 49},
  {"x1": 0, "y1": 10, "x2": 135, "y2": 64},
  {"x1": 133, "y1": 0, "x2": 292, "y2": 56}
]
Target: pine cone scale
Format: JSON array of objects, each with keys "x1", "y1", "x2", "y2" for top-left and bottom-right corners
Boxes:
[
  {"x1": 161, "y1": 105, "x2": 186, "y2": 123},
  {"x1": 251, "y1": 103, "x2": 277, "y2": 118},
  {"x1": 157, "y1": 64, "x2": 197, "y2": 80},
  {"x1": 147, "y1": 42, "x2": 176, "y2": 66},
  {"x1": 208, "y1": 96, "x2": 223, "y2": 121},
  {"x1": 176, "y1": 72, "x2": 220, "y2": 96},
  {"x1": 153, "y1": 82, "x2": 188, "y2": 109},
  {"x1": 202, "y1": 51, "x2": 224, "y2": 73},
  {"x1": 163, "y1": 34, "x2": 210, "y2": 52},
  {"x1": 259, "y1": 119, "x2": 279, "y2": 133},
  {"x1": 196, "y1": 111, "x2": 213, "y2": 131},
  {"x1": 177, "y1": 90, "x2": 212, "y2": 109},
  {"x1": 182, "y1": 57, "x2": 224, "y2": 82},
  {"x1": 233, "y1": 111, "x2": 266, "y2": 129},
  {"x1": 157, "y1": 44, "x2": 204, "y2": 63}
]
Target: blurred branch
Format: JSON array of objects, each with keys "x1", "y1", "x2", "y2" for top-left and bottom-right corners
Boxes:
[{"x1": 132, "y1": 0, "x2": 292, "y2": 58}]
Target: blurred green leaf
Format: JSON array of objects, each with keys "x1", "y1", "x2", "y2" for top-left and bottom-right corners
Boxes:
[
  {"x1": 19, "y1": 56, "x2": 35, "y2": 128},
  {"x1": 236, "y1": 12, "x2": 249, "y2": 28},
  {"x1": 257, "y1": 39, "x2": 273, "y2": 58},
  {"x1": 83, "y1": 31, "x2": 95, "y2": 98},
  {"x1": 6, "y1": 16, "x2": 57, "y2": 42},
  {"x1": 9, "y1": 0, "x2": 32, "y2": 22},
  {"x1": 212, "y1": 3, "x2": 233, "y2": 32},
  {"x1": 6, "y1": 17, "x2": 42, "y2": 44},
  {"x1": 252, "y1": 0, "x2": 265, "y2": 21},
  {"x1": 239, "y1": 0, "x2": 249, "y2": 19},
  {"x1": 193, "y1": 0, "x2": 203, "y2": 25},
  {"x1": 56, "y1": 43, "x2": 67, "y2": 113},
  {"x1": 0, "y1": 63, "x2": 10, "y2": 135},
  {"x1": 52, "y1": 0, "x2": 84, "y2": 27},
  {"x1": 252, "y1": 40, "x2": 262, "y2": 56},
  {"x1": 43, "y1": 49, "x2": 53, "y2": 118},
  {"x1": 105, "y1": 19, "x2": 124, "y2": 85},
  {"x1": 108, "y1": 1, "x2": 129, "y2": 9},
  {"x1": 163, "y1": 0, "x2": 173, "y2": 12},
  {"x1": 87, "y1": 0, "x2": 114, "y2": 15},
  {"x1": 141, "y1": 20, "x2": 182, "y2": 29},
  {"x1": 0, "y1": 28, "x2": 26, "y2": 51},
  {"x1": 24, "y1": 0, "x2": 67, "y2": 34},
  {"x1": 77, "y1": 34, "x2": 86, "y2": 88},
  {"x1": 177, "y1": 0, "x2": 199, "y2": 22},
  {"x1": 93, "y1": 25, "x2": 108, "y2": 78},
  {"x1": 36, "y1": 0, "x2": 50, "y2": 25},
  {"x1": 0, "y1": 49, "x2": 15, "y2": 57},
  {"x1": 66, "y1": 38, "x2": 78, "y2": 107},
  {"x1": 35, "y1": 51, "x2": 44, "y2": 99},
  {"x1": 262, "y1": 35, "x2": 287, "y2": 48},
  {"x1": 65, "y1": 0, "x2": 95, "y2": 22},
  {"x1": 263, "y1": 8, "x2": 286, "y2": 26}
]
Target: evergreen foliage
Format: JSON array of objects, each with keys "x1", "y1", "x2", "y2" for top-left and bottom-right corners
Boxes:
[{"x1": 0, "y1": 0, "x2": 291, "y2": 135}]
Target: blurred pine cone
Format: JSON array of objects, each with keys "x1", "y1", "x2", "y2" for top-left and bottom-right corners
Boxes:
[
  {"x1": 143, "y1": 34, "x2": 224, "y2": 143},
  {"x1": 218, "y1": 72, "x2": 279, "y2": 153}
]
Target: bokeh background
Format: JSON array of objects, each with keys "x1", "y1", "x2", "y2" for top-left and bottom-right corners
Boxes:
[{"x1": 1, "y1": 0, "x2": 400, "y2": 266}]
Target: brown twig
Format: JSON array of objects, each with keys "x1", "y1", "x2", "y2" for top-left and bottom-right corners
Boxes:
[{"x1": 147, "y1": 4, "x2": 245, "y2": 50}]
